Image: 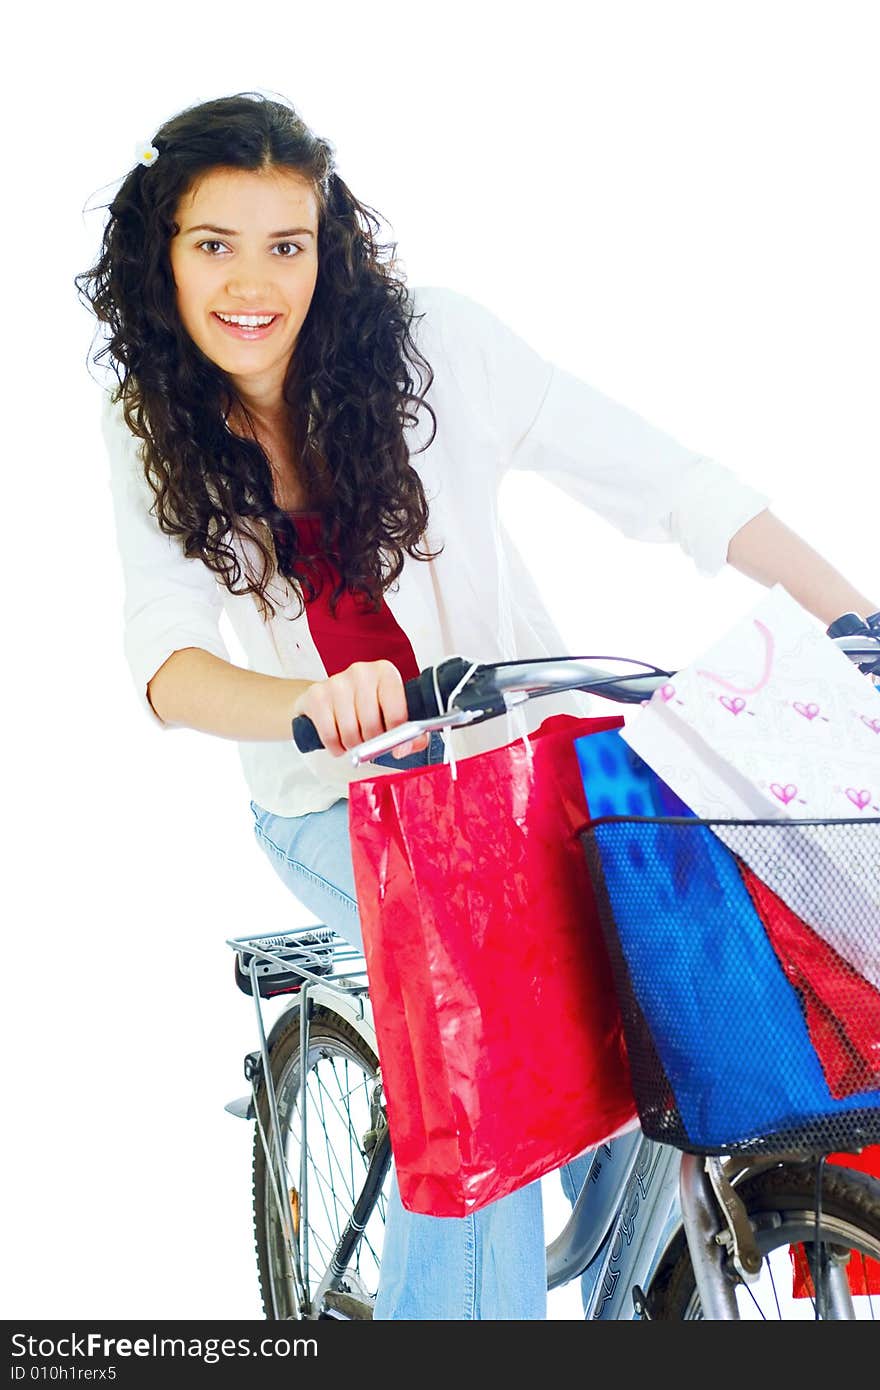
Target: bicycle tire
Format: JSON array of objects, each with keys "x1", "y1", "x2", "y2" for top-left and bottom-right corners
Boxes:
[
  {"x1": 251, "y1": 1004, "x2": 389, "y2": 1320},
  {"x1": 647, "y1": 1162, "x2": 880, "y2": 1320}
]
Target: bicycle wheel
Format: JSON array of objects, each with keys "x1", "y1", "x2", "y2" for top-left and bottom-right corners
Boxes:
[
  {"x1": 252, "y1": 1003, "x2": 390, "y2": 1320},
  {"x1": 647, "y1": 1162, "x2": 880, "y2": 1320}
]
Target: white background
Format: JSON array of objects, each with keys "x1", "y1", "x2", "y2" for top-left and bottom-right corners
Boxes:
[{"x1": 3, "y1": 0, "x2": 878, "y2": 1321}]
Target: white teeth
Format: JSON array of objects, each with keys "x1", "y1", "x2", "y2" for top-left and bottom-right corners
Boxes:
[{"x1": 216, "y1": 313, "x2": 276, "y2": 326}]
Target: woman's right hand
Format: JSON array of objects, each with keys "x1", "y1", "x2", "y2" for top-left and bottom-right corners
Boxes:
[{"x1": 290, "y1": 660, "x2": 430, "y2": 759}]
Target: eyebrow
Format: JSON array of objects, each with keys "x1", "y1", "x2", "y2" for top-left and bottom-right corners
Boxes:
[{"x1": 183, "y1": 223, "x2": 316, "y2": 238}]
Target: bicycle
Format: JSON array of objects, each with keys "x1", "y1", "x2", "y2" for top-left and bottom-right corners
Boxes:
[{"x1": 226, "y1": 631, "x2": 880, "y2": 1320}]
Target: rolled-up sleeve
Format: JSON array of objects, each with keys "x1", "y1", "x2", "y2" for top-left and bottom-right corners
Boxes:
[
  {"x1": 435, "y1": 288, "x2": 771, "y2": 577},
  {"x1": 100, "y1": 390, "x2": 232, "y2": 728}
]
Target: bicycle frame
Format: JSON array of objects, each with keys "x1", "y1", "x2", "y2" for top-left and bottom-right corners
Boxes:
[{"x1": 547, "y1": 1130, "x2": 682, "y2": 1318}]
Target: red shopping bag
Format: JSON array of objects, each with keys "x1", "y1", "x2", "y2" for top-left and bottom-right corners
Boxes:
[{"x1": 348, "y1": 712, "x2": 639, "y2": 1217}]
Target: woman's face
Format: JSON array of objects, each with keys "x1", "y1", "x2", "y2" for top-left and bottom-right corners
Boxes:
[{"x1": 169, "y1": 165, "x2": 320, "y2": 411}]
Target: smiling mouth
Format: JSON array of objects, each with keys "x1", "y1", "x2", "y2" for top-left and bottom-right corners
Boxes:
[{"x1": 212, "y1": 312, "x2": 282, "y2": 339}]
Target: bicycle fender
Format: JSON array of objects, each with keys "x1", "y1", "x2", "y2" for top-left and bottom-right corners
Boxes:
[
  {"x1": 265, "y1": 984, "x2": 377, "y2": 1054},
  {"x1": 226, "y1": 988, "x2": 378, "y2": 1121}
]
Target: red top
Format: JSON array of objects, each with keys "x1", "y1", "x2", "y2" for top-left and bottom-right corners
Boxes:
[{"x1": 286, "y1": 512, "x2": 420, "y2": 682}]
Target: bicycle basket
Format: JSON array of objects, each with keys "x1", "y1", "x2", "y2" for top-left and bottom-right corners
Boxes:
[{"x1": 579, "y1": 815, "x2": 880, "y2": 1156}]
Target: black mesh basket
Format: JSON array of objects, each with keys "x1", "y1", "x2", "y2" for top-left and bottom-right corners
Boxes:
[{"x1": 579, "y1": 814, "x2": 880, "y2": 1157}]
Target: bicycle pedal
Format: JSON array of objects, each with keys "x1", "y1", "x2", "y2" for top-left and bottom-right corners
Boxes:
[{"x1": 320, "y1": 1290, "x2": 374, "y2": 1320}]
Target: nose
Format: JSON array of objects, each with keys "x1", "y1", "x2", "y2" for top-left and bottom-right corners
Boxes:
[
  {"x1": 225, "y1": 259, "x2": 279, "y2": 305},
  {"x1": 227, "y1": 285, "x2": 277, "y2": 305}
]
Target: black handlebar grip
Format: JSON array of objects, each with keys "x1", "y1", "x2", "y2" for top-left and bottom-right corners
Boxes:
[
  {"x1": 290, "y1": 657, "x2": 480, "y2": 753},
  {"x1": 289, "y1": 710, "x2": 328, "y2": 753}
]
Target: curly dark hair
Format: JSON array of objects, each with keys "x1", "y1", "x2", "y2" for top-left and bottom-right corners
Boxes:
[{"x1": 75, "y1": 90, "x2": 441, "y2": 622}]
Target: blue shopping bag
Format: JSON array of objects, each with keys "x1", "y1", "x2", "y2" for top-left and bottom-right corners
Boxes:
[{"x1": 574, "y1": 729, "x2": 880, "y2": 1152}]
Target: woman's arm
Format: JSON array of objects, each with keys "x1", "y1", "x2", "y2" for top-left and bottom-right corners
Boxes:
[
  {"x1": 428, "y1": 290, "x2": 876, "y2": 624},
  {"x1": 431, "y1": 289, "x2": 772, "y2": 577},
  {"x1": 147, "y1": 647, "x2": 313, "y2": 740},
  {"x1": 725, "y1": 508, "x2": 878, "y2": 627}
]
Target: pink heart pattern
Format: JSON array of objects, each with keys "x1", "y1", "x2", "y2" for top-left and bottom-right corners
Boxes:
[
  {"x1": 660, "y1": 683, "x2": 675, "y2": 702},
  {"x1": 861, "y1": 715, "x2": 880, "y2": 734},
  {"x1": 793, "y1": 701, "x2": 820, "y2": 720},
  {"x1": 846, "y1": 788, "x2": 871, "y2": 811},
  {"x1": 720, "y1": 695, "x2": 746, "y2": 715},
  {"x1": 770, "y1": 782, "x2": 798, "y2": 805}
]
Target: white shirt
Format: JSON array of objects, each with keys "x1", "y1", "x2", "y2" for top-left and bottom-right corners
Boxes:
[{"x1": 101, "y1": 285, "x2": 770, "y2": 817}]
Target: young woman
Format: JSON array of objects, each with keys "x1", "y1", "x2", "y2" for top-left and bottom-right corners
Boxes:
[{"x1": 77, "y1": 91, "x2": 879, "y2": 1320}]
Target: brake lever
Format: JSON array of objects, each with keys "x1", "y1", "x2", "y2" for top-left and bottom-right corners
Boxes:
[{"x1": 347, "y1": 707, "x2": 486, "y2": 766}]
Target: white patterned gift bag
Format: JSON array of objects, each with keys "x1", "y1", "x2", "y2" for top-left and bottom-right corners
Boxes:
[{"x1": 621, "y1": 584, "x2": 880, "y2": 987}]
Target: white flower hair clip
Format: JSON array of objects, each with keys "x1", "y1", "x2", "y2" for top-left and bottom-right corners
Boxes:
[{"x1": 135, "y1": 140, "x2": 160, "y2": 168}]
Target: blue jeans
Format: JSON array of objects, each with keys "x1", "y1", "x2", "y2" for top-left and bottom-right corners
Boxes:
[{"x1": 249, "y1": 731, "x2": 592, "y2": 1320}]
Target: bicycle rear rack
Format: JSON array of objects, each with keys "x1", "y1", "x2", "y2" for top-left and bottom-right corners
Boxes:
[
  {"x1": 227, "y1": 924, "x2": 371, "y2": 1001},
  {"x1": 225, "y1": 923, "x2": 373, "y2": 1119}
]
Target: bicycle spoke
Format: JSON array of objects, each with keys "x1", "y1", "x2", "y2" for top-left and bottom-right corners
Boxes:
[
  {"x1": 308, "y1": 1073, "x2": 364, "y2": 1206},
  {"x1": 316, "y1": 1061, "x2": 371, "y2": 1161},
  {"x1": 299, "y1": 1217, "x2": 335, "y2": 1269},
  {"x1": 767, "y1": 1254, "x2": 783, "y2": 1320},
  {"x1": 299, "y1": 1127, "x2": 346, "y2": 1248},
  {"x1": 302, "y1": 1066, "x2": 371, "y2": 1181},
  {"x1": 287, "y1": 1060, "x2": 368, "y2": 1195},
  {"x1": 301, "y1": 1130, "x2": 369, "y2": 1230},
  {"x1": 344, "y1": 1059, "x2": 356, "y2": 1201},
  {"x1": 277, "y1": 1080, "x2": 358, "y2": 1286},
  {"x1": 739, "y1": 1248, "x2": 816, "y2": 1320},
  {"x1": 739, "y1": 1275, "x2": 768, "y2": 1319},
  {"x1": 312, "y1": 1069, "x2": 347, "y2": 1239},
  {"x1": 307, "y1": 1077, "x2": 370, "y2": 1201},
  {"x1": 293, "y1": 1088, "x2": 376, "y2": 1257},
  {"x1": 278, "y1": 1106, "x2": 338, "y2": 1247}
]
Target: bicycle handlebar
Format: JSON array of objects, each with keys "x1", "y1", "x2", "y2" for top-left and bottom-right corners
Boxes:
[
  {"x1": 290, "y1": 655, "x2": 674, "y2": 757},
  {"x1": 290, "y1": 635, "x2": 879, "y2": 764}
]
